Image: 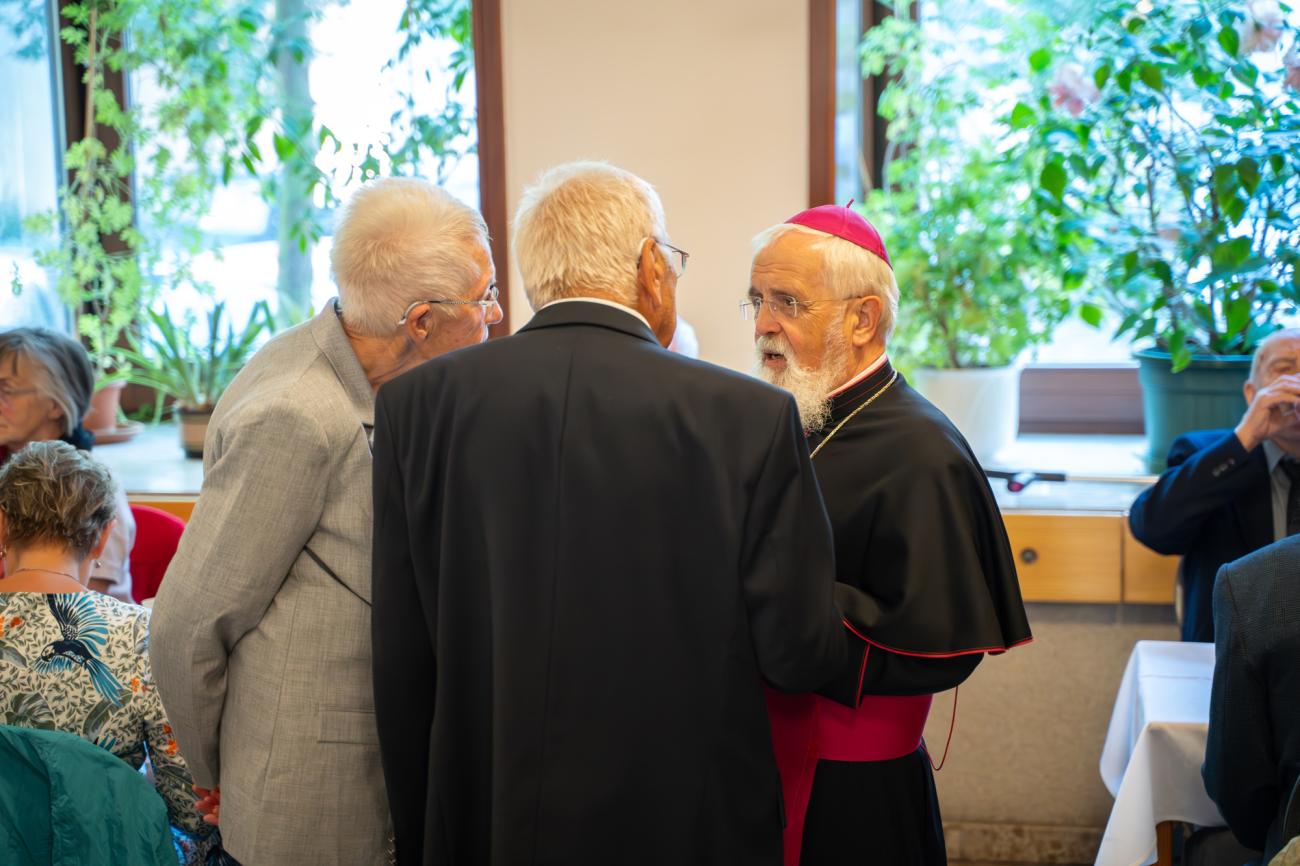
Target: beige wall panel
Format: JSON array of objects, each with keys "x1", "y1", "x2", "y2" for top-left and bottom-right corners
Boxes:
[{"x1": 499, "y1": 0, "x2": 809, "y2": 373}]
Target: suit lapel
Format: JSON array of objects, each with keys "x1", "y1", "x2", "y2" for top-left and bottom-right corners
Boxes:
[{"x1": 1234, "y1": 447, "x2": 1274, "y2": 551}]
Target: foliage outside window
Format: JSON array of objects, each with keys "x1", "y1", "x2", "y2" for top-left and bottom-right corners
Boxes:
[
  {"x1": 1019, "y1": 0, "x2": 1300, "y2": 371},
  {"x1": 859, "y1": 2, "x2": 1075, "y2": 371},
  {"x1": 19, "y1": 0, "x2": 476, "y2": 393}
]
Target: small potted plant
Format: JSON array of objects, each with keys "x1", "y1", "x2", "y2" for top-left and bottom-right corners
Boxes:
[
  {"x1": 860, "y1": 12, "x2": 1073, "y2": 461},
  {"x1": 1023, "y1": 0, "x2": 1300, "y2": 469},
  {"x1": 120, "y1": 301, "x2": 270, "y2": 458}
]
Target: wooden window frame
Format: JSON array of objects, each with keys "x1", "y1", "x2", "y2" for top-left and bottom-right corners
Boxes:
[
  {"x1": 807, "y1": 0, "x2": 1143, "y2": 434},
  {"x1": 472, "y1": 0, "x2": 509, "y2": 337}
]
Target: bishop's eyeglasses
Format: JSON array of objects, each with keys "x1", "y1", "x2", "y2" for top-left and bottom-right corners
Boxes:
[
  {"x1": 740, "y1": 292, "x2": 862, "y2": 321},
  {"x1": 397, "y1": 284, "x2": 503, "y2": 326}
]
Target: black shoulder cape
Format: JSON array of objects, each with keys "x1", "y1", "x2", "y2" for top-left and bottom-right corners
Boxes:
[{"x1": 807, "y1": 360, "x2": 1032, "y2": 658}]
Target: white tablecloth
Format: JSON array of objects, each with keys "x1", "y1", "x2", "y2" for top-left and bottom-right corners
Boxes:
[{"x1": 1095, "y1": 640, "x2": 1223, "y2": 866}]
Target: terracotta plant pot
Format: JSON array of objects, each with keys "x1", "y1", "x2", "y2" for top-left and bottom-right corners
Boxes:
[
  {"x1": 84, "y1": 381, "x2": 126, "y2": 433},
  {"x1": 178, "y1": 406, "x2": 214, "y2": 459}
]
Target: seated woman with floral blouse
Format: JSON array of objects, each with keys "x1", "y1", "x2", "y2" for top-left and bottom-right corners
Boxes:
[{"x1": 0, "y1": 441, "x2": 223, "y2": 864}]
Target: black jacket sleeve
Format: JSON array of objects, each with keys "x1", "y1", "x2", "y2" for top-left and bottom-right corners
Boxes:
[
  {"x1": 371, "y1": 388, "x2": 437, "y2": 866},
  {"x1": 1202, "y1": 565, "x2": 1277, "y2": 850},
  {"x1": 739, "y1": 396, "x2": 846, "y2": 693},
  {"x1": 1129, "y1": 431, "x2": 1257, "y2": 555},
  {"x1": 817, "y1": 624, "x2": 982, "y2": 705},
  {"x1": 859, "y1": 649, "x2": 981, "y2": 697}
]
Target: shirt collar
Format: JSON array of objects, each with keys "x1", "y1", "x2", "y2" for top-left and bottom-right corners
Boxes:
[
  {"x1": 540, "y1": 297, "x2": 652, "y2": 332},
  {"x1": 314, "y1": 298, "x2": 375, "y2": 426},
  {"x1": 1264, "y1": 440, "x2": 1291, "y2": 473}
]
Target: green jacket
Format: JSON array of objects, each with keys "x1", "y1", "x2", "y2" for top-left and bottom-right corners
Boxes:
[{"x1": 0, "y1": 725, "x2": 176, "y2": 866}]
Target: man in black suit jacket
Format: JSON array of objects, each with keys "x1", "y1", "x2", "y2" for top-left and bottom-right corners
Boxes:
[
  {"x1": 1130, "y1": 329, "x2": 1300, "y2": 641},
  {"x1": 371, "y1": 161, "x2": 846, "y2": 866},
  {"x1": 1204, "y1": 534, "x2": 1300, "y2": 863}
]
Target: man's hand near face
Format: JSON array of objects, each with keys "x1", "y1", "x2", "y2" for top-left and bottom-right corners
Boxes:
[{"x1": 1235, "y1": 373, "x2": 1300, "y2": 452}]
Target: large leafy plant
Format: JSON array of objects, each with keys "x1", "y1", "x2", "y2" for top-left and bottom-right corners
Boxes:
[
  {"x1": 24, "y1": 0, "x2": 264, "y2": 382},
  {"x1": 23, "y1": 0, "x2": 478, "y2": 385},
  {"x1": 860, "y1": 11, "x2": 1072, "y2": 369},
  {"x1": 1021, "y1": 0, "x2": 1300, "y2": 370}
]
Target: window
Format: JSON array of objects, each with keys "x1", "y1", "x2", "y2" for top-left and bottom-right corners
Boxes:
[
  {"x1": 819, "y1": 0, "x2": 1146, "y2": 432},
  {"x1": 0, "y1": 0, "x2": 65, "y2": 330},
  {"x1": 128, "y1": 0, "x2": 480, "y2": 327}
]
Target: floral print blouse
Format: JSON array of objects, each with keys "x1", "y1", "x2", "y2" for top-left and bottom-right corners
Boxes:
[{"x1": 0, "y1": 591, "x2": 222, "y2": 865}]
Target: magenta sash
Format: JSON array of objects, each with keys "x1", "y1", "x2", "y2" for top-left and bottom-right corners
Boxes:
[{"x1": 765, "y1": 689, "x2": 933, "y2": 866}]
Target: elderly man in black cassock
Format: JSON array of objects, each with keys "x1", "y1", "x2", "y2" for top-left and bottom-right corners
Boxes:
[{"x1": 746, "y1": 204, "x2": 1034, "y2": 866}]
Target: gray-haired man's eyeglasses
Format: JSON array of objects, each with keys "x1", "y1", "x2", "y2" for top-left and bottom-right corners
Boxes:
[
  {"x1": 397, "y1": 284, "x2": 503, "y2": 326},
  {"x1": 637, "y1": 238, "x2": 689, "y2": 277}
]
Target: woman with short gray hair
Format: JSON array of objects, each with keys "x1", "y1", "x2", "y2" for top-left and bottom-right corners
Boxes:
[{"x1": 0, "y1": 328, "x2": 136, "y2": 600}]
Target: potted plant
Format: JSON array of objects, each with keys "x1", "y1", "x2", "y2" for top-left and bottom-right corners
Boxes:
[
  {"x1": 119, "y1": 301, "x2": 270, "y2": 458},
  {"x1": 23, "y1": 0, "x2": 264, "y2": 434},
  {"x1": 1022, "y1": 0, "x2": 1300, "y2": 469},
  {"x1": 860, "y1": 11, "x2": 1073, "y2": 461}
]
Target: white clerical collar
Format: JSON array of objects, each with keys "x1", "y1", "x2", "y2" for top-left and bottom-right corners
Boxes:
[
  {"x1": 829, "y1": 351, "x2": 890, "y2": 398},
  {"x1": 541, "y1": 297, "x2": 653, "y2": 332}
]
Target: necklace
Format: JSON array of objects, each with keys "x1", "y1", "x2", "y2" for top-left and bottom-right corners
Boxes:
[
  {"x1": 809, "y1": 370, "x2": 898, "y2": 460},
  {"x1": 6, "y1": 567, "x2": 81, "y2": 584}
]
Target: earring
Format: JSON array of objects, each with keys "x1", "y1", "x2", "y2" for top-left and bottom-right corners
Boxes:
[{"x1": 93, "y1": 559, "x2": 102, "y2": 569}]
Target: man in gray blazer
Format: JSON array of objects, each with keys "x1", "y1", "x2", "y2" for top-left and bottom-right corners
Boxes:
[
  {"x1": 151, "y1": 177, "x2": 500, "y2": 866},
  {"x1": 1203, "y1": 533, "x2": 1300, "y2": 864}
]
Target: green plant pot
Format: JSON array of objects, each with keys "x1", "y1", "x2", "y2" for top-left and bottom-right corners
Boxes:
[{"x1": 1135, "y1": 349, "x2": 1252, "y2": 473}]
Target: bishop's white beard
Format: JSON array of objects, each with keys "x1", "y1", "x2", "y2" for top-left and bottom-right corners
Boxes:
[{"x1": 752, "y1": 329, "x2": 852, "y2": 433}]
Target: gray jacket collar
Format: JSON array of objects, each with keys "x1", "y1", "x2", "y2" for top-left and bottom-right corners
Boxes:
[{"x1": 310, "y1": 299, "x2": 375, "y2": 428}]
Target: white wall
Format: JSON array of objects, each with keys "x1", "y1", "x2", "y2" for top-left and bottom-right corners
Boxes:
[{"x1": 499, "y1": 0, "x2": 809, "y2": 373}]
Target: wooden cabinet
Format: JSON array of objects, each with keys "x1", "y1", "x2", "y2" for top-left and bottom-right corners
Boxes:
[
  {"x1": 1002, "y1": 512, "x2": 1123, "y2": 603},
  {"x1": 1000, "y1": 511, "x2": 1180, "y2": 604},
  {"x1": 131, "y1": 495, "x2": 1183, "y2": 606},
  {"x1": 1122, "y1": 523, "x2": 1180, "y2": 604}
]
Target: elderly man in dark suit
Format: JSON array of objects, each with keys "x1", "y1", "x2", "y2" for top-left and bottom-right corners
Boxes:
[
  {"x1": 1203, "y1": 534, "x2": 1300, "y2": 863},
  {"x1": 1130, "y1": 328, "x2": 1300, "y2": 641},
  {"x1": 370, "y1": 161, "x2": 846, "y2": 866}
]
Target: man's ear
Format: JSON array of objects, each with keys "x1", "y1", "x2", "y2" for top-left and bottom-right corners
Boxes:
[
  {"x1": 850, "y1": 295, "x2": 883, "y2": 347},
  {"x1": 403, "y1": 304, "x2": 435, "y2": 343},
  {"x1": 636, "y1": 238, "x2": 667, "y2": 308},
  {"x1": 1244, "y1": 379, "x2": 1257, "y2": 406}
]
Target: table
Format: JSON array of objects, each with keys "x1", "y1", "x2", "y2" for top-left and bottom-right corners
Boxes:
[{"x1": 1096, "y1": 640, "x2": 1223, "y2": 866}]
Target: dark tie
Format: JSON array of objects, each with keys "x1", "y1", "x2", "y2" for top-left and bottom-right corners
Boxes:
[{"x1": 1282, "y1": 458, "x2": 1300, "y2": 536}]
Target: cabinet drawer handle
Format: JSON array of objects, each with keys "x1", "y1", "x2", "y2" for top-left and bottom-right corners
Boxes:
[{"x1": 1020, "y1": 547, "x2": 1039, "y2": 565}]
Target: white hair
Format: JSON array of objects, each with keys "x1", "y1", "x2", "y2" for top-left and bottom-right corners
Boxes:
[
  {"x1": 513, "y1": 161, "x2": 668, "y2": 310},
  {"x1": 753, "y1": 329, "x2": 852, "y2": 432},
  {"x1": 1251, "y1": 327, "x2": 1300, "y2": 384},
  {"x1": 750, "y1": 222, "x2": 899, "y2": 341},
  {"x1": 330, "y1": 177, "x2": 490, "y2": 337}
]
